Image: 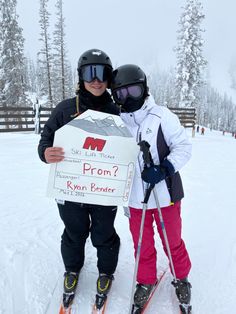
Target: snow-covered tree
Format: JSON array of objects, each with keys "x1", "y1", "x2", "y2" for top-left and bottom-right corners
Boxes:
[
  {"x1": 52, "y1": 0, "x2": 74, "y2": 104},
  {"x1": 175, "y1": 0, "x2": 207, "y2": 108},
  {"x1": 229, "y1": 57, "x2": 236, "y2": 91},
  {"x1": 147, "y1": 67, "x2": 236, "y2": 132},
  {"x1": 196, "y1": 81, "x2": 236, "y2": 132},
  {"x1": 147, "y1": 66, "x2": 176, "y2": 107},
  {"x1": 38, "y1": 0, "x2": 53, "y2": 107},
  {"x1": 23, "y1": 56, "x2": 38, "y2": 94},
  {"x1": 0, "y1": 0, "x2": 31, "y2": 107}
]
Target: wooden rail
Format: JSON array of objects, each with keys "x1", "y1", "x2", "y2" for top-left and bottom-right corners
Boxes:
[
  {"x1": 168, "y1": 107, "x2": 196, "y2": 128},
  {"x1": 168, "y1": 107, "x2": 196, "y2": 136},
  {"x1": 0, "y1": 106, "x2": 196, "y2": 135},
  {"x1": 0, "y1": 106, "x2": 53, "y2": 133}
]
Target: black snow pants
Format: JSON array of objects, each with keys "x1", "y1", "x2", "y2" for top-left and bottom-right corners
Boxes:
[{"x1": 58, "y1": 201, "x2": 120, "y2": 275}]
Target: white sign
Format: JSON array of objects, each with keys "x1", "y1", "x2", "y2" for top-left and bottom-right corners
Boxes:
[{"x1": 47, "y1": 110, "x2": 139, "y2": 206}]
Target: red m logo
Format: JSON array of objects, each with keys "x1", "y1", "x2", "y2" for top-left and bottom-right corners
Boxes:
[{"x1": 83, "y1": 137, "x2": 106, "y2": 151}]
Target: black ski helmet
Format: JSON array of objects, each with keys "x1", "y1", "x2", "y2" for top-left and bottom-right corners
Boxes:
[
  {"x1": 77, "y1": 48, "x2": 113, "y2": 73},
  {"x1": 111, "y1": 64, "x2": 149, "y2": 112},
  {"x1": 111, "y1": 64, "x2": 147, "y2": 91}
]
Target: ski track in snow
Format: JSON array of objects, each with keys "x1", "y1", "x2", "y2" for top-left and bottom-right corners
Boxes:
[{"x1": 0, "y1": 130, "x2": 236, "y2": 314}]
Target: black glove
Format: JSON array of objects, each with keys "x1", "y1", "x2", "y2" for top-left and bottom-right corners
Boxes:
[{"x1": 141, "y1": 159, "x2": 175, "y2": 185}]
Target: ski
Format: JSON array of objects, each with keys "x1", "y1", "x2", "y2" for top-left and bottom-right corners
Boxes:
[
  {"x1": 59, "y1": 303, "x2": 72, "y2": 314},
  {"x1": 59, "y1": 292, "x2": 75, "y2": 314},
  {"x1": 91, "y1": 294, "x2": 108, "y2": 314},
  {"x1": 131, "y1": 270, "x2": 167, "y2": 314}
]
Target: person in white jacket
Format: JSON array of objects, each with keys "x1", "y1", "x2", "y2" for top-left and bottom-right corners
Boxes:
[{"x1": 111, "y1": 64, "x2": 192, "y2": 312}]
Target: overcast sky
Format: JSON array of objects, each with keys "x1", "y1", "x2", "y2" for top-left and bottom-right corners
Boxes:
[{"x1": 17, "y1": 0, "x2": 236, "y2": 102}]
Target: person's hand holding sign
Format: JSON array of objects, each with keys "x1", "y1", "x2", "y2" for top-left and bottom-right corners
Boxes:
[{"x1": 44, "y1": 147, "x2": 64, "y2": 163}]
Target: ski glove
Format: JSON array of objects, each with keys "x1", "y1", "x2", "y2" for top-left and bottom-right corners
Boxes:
[{"x1": 141, "y1": 159, "x2": 175, "y2": 185}]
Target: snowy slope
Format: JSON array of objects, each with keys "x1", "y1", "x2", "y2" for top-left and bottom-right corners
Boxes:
[{"x1": 0, "y1": 129, "x2": 236, "y2": 314}]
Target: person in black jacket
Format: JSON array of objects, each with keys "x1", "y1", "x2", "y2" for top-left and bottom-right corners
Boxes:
[{"x1": 38, "y1": 49, "x2": 120, "y2": 309}]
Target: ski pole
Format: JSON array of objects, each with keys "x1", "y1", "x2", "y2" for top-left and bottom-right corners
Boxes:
[
  {"x1": 128, "y1": 146, "x2": 154, "y2": 314},
  {"x1": 152, "y1": 186, "x2": 177, "y2": 280},
  {"x1": 139, "y1": 141, "x2": 177, "y2": 282}
]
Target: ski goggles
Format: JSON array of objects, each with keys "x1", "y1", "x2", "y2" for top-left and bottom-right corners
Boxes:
[
  {"x1": 79, "y1": 64, "x2": 112, "y2": 83},
  {"x1": 113, "y1": 84, "x2": 144, "y2": 104}
]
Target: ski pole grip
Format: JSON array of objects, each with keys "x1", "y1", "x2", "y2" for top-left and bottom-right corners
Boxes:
[
  {"x1": 143, "y1": 184, "x2": 155, "y2": 203},
  {"x1": 138, "y1": 140, "x2": 152, "y2": 168},
  {"x1": 139, "y1": 140, "x2": 155, "y2": 204}
]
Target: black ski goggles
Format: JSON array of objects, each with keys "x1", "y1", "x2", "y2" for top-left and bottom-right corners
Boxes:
[
  {"x1": 112, "y1": 84, "x2": 144, "y2": 104},
  {"x1": 79, "y1": 64, "x2": 112, "y2": 83}
]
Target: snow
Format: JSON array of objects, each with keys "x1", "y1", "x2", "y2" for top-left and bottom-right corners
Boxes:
[{"x1": 0, "y1": 129, "x2": 236, "y2": 314}]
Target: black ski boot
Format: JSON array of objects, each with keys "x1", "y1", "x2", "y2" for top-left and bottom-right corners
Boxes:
[
  {"x1": 62, "y1": 271, "x2": 79, "y2": 308},
  {"x1": 133, "y1": 283, "x2": 155, "y2": 308},
  {"x1": 95, "y1": 273, "x2": 114, "y2": 310},
  {"x1": 172, "y1": 278, "x2": 192, "y2": 314}
]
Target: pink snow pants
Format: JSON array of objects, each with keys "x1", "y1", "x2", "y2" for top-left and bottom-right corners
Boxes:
[{"x1": 129, "y1": 201, "x2": 191, "y2": 284}]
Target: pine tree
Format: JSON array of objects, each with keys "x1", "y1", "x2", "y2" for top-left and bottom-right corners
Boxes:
[
  {"x1": 38, "y1": 0, "x2": 53, "y2": 107},
  {"x1": 0, "y1": 0, "x2": 30, "y2": 107},
  {"x1": 148, "y1": 66, "x2": 176, "y2": 107},
  {"x1": 23, "y1": 56, "x2": 38, "y2": 94},
  {"x1": 52, "y1": 0, "x2": 74, "y2": 105},
  {"x1": 175, "y1": 0, "x2": 207, "y2": 108},
  {"x1": 229, "y1": 57, "x2": 236, "y2": 91},
  {"x1": 197, "y1": 82, "x2": 236, "y2": 132}
]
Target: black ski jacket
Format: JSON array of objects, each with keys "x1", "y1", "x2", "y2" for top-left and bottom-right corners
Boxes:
[{"x1": 38, "y1": 90, "x2": 120, "y2": 163}]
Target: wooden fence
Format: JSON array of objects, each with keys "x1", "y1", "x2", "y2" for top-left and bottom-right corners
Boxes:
[
  {"x1": 0, "y1": 106, "x2": 196, "y2": 135},
  {"x1": 168, "y1": 107, "x2": 196, "y2": 136},
  {"x1": 0, "y1": 106, "x2": 53, "y2": 133}
]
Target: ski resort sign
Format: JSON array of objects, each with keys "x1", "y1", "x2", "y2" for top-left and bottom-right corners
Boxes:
[{"x1": 47, "y1": 110, "x2": 139, "y2": 206}]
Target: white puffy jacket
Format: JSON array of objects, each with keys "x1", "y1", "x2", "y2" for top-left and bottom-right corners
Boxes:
[{"x1": 120, "y1": 95, "x2": 192, "y2": 209}]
